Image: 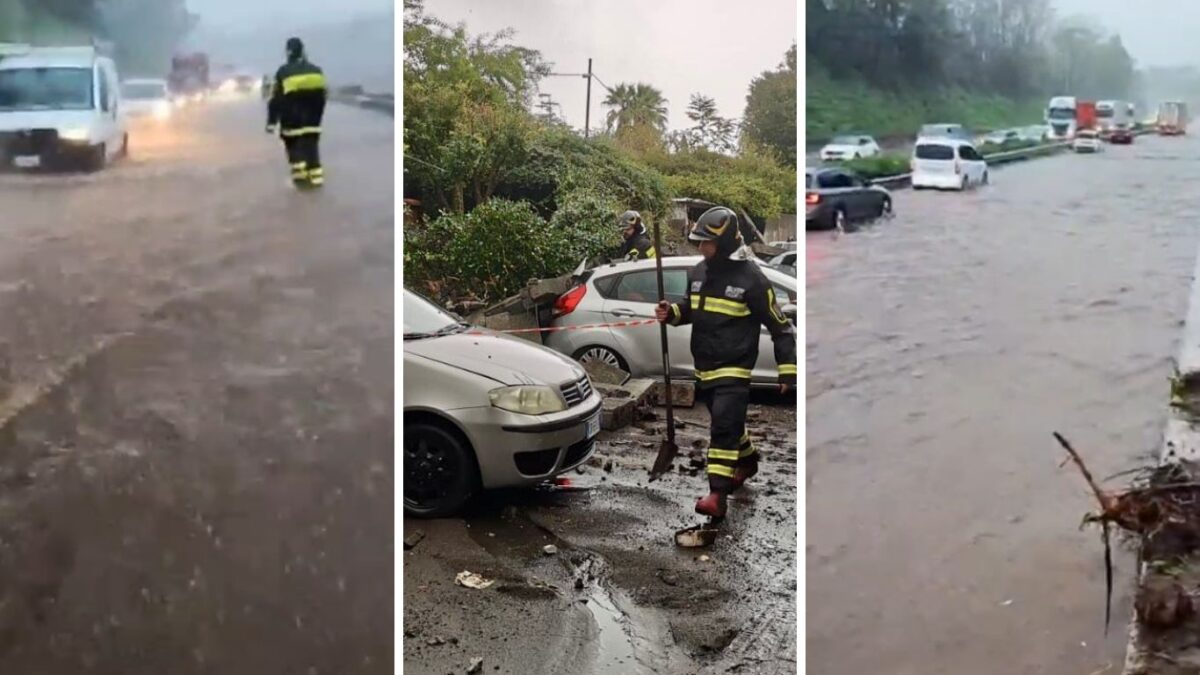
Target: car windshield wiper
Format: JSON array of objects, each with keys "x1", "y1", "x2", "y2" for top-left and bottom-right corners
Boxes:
[{"x1": 432, "y1": 321, "x2": 470, "y2": 336}]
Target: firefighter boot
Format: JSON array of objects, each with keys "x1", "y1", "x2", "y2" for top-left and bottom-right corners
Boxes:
[
  {"x1": 695, "y1": 491, "x2": 728, "y2": 519},
  {"x1": 730, "y1": 458, "x2": 759, "y2": 491}
]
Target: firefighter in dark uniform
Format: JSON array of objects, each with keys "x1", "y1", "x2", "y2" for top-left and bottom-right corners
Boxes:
[
  {"x1": 266, "y1": 37, "x2": 328, "y2": 188},
  {"x1": 655, "y1": 206, "x2": 797, "y2": 518},
  {"x1": 616, "y1": 210, "x2": 656, "y2": 261}
]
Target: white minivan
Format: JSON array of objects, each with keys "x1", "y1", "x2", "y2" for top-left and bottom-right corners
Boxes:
[
  {"x1": 0, "y1": 44, "x2": 129, "y2": 171},
  {"x1": 910, "y1": 138, "x2": 988, "y2": 191}
]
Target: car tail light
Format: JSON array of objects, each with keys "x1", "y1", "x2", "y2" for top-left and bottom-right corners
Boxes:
[
  {"x1": 554, "y1": 284, "x2": 587, "y2": 318},
  {"x1": 805, "y1": 192, "x2": 820, "y2": 206}
]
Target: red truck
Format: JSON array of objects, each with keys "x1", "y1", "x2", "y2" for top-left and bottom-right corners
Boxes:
[{"x1": 1075, "y1": 100, "x2": 1097, "y2": 133}]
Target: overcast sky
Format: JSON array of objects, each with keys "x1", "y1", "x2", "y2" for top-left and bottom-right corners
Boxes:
[
  {"x1": 421, "y1": 0, "x2": 796, "y2": 133},
  {"x1": 189, "y1": 0, "x2": 392, "y2": 30},
  {"x1": 1051, "y1": 0, "x2": 1195, "y2": 68}
]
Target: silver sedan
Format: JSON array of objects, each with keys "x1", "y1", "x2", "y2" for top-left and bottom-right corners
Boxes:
[
  {"x1": 545, "y1": 257, "x2": 798, "y2": 387},
  {"x1": 403, "y1": 289, "x2": 602, "y2": 516}
]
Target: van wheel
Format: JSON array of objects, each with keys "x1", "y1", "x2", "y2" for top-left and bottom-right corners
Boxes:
[
  {"x1": 960, "y1": 175, "x2": 968, "y2": 190},
  {"x1": 575, "y1": 345, "x2": 628, "y2": 372},
  {"x1": 879, "y1": 197, "x2": 893, "y2": 218},
  {"x1": 404, "y1": 421, "x2": 479, "y2": 518},
  {"x1": 832, "y1": 207, "x2": 848, "y2": 232}
]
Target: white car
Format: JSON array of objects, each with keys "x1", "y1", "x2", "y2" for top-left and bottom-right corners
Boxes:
[
  {"x1": 403, "y1": 289, "x2": 601, "y2": 516},
  {"x1": 820, "y1": 134, "x2": 879, "y2": 161},
  {"x1": 1073, "y1": 129, "x2": 1103, "y2": 153},
  {"x1": 0, "y1": 44, "x2": 128, "y2": 171},
  {"x1": 910, "y1": 138, "x2": 988, "y2": 191},
  {"x1": 121, "y1": 78, "x2": 172, "y2": 120},
  {"x1": 544, "y1": 256, "x2": 797, "y2": 387}
]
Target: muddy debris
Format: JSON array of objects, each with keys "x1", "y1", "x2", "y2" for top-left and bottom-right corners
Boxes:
[
  {"x1": 466, "y1": 656, "x2": 484, "y2": 674},
  {"x1": 404, "y1": 530, "x2": 426, "y2": 551},
  {"x1": 542, "y1": 545, "x2": 558, "y2": 556},
  {"x1": 1136, "y1": 576, "x2": 1194, "y2": 629}
]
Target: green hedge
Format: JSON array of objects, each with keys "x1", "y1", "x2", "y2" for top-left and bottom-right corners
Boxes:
[{"x1": 841, "y1": 155, "x2": 909, "y2": 180}]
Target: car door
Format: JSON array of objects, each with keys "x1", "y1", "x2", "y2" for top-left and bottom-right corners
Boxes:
[
  {"x1": 96, "y1": 64, "x2": 118, "y2": 157},
  {"x1": 957, "y1": 145, "x2": 982, "y2": 184},
  {"x1": 601, "y1": 266, "x2": 691, "y2": 378},
  {"x1": 751, "y1": 271, "x2": 799, "y2": 384},
  {"x1": 818, "y1": 170, "x2": 857, "y2": 219}
]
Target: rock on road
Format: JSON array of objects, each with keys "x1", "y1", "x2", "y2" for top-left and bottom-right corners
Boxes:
[
  {"x1": 807, "y1": 136, "x2": 1200, "y2": 674},
  {"x1": 0, "y1": 99, "x2": 393, "y2": 673}
]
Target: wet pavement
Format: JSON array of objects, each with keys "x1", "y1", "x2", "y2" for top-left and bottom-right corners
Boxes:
[
  {"x1": 0, "y1": 99, "x2": 393, "y2": 673},
  {"x1": 806, "y1": 135, "x2": 1200, "y2": 674},
  {"x1": 402, "y1": 395, "x2": 797, "y2": 675}
]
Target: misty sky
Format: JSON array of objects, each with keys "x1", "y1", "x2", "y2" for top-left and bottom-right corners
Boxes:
[
  {"x1": 422, "y1": 0, "x2": 796, "y2": 133},
  {"x1": 189, "y1": 0, "x2": 392, "y2": 30},
  {"x1": 1052, "y1": 0, "x2": 1196, "y2": 68}
]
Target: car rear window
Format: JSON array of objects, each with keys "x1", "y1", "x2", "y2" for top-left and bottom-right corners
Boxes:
[{"x1": 915, "y1": 144, "x2": 955, "y2": 160}]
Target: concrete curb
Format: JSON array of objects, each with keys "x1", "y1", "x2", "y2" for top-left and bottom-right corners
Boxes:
[{"x1": 1121, "y1": 242, "x2": 1200, "y2": 673}]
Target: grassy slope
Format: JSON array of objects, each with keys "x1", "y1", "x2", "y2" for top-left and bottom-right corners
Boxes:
[
  {"x1": 806, "y1": 65, "x2": 1044, "y2": 144},
  {"x1": 0, "y1": 0, "x2": 89, "y2": 44}
]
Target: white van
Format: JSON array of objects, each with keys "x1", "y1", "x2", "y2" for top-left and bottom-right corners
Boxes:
[
  {"x1": 911, "y1": 138, "x2": 988, "y2": 191},
  {"x1": 0, "y1": 44, "x2": 129, "y2": 171}
]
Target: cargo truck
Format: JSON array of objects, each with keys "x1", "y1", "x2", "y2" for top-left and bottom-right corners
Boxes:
[{"x1": 1158, "y1": 101, "x2": 1189, "y2": 135}]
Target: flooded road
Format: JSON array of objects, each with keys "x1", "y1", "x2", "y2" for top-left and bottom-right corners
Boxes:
[
  {"x1": 0, "y1": 100, "x2": 393, "y2": 673},
  {"x1": 403, "y1": 396, "x2": 797, "y2": 675},
  {"x1": 806, "y1": 135, "x2": 1200, "y2": 674}
]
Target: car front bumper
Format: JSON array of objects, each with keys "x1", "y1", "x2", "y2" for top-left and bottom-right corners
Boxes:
[
  {"x1": 0, "y1": 130, "x2": 97, "y2": 168},
  {"x1": 451, "y1": 394, "x2": 603, "y2": 489}
]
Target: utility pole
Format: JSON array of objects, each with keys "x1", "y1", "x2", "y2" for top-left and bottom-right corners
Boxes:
[{"x1": 585, "y1": 58, "x2": 593, "y2": 139}]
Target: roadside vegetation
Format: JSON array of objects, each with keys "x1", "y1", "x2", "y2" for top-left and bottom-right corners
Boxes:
[
  {"x1": 807, "y1": 0, "x2": 1138, "y2": 143},
  {"x1": 403, "y1": 0, "x2": 796, "y2": 305}
]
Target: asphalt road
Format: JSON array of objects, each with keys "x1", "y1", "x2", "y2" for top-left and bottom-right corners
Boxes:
[
  {"x1": 0, "y1": 98, "x2": 393, "y2": 673},
  {"x1": 806, "y1": 135, "x2": 1200, "y2": 674}
]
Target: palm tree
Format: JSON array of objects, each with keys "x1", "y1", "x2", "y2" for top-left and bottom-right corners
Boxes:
[{"x1": 603, "y1": 83, "x2": 669, "y2": 134}]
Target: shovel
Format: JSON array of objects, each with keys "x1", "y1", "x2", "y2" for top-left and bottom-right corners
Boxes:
[{"x1": 648, "y1": 216, "x2": 679, "y2": 481}]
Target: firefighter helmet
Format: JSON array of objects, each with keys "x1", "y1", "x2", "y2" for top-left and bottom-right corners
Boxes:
[
  {"x1": 689, "y1": 206, "x2": 742, "y2": 256},
  {"x1": 618, "y1": 210, "x2": 644, "y2": 233}
]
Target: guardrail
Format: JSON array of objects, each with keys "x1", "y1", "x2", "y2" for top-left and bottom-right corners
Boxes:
[
  {"x1": 868, "y1": 127, "x2": 1158, "y2": 190},
  {"x1": 331, "y1": 86, "x2": 394, "y2": 117}
]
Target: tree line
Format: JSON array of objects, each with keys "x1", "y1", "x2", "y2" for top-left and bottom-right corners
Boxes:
[{"x1": 808, "y1": 0, "x2": 1138, "y2": 101}]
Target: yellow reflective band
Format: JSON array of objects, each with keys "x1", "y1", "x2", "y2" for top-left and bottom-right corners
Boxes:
[
  {"x1": 778, "y1": 364, "x2": 797, "y2": 375},
  {"x1": 707, "y1": 464, "x2": 736, "y2": 477},
  {"x1": 282, "y1": 72, "x2": 327, "y2": 94},
  {"x1": 281, "y1": 126, "x2": 322, "y2": 137},
  {"x1": 309, "y1": 177, "x2": 324, "y2": 185},
  {"x1": 707, "y1": 448, "x2": 740, "y2": 461},
  {"x1": 308, "y1": 167, "x2": 324, "y2": 176},
  {"x1": 767, "y1": 288, "x2": 788, "y2": 324},
  {"x1": 691, "y1": 295, "x2": 751, "y2": 317},
  {"x1": 645, "y1": 247, "x2": 657, "y2": 258},
  {"x1": 696, "y1": 367, "x2": 752, "y2": 381},
  {"x1": 291, "y1": 163, "x2": 307, "y2": 169},
  {"x1": 670, "y1": 304, "x2": 681, "y2": 322},
  {"x1": 740, "y1": 432, "x2": 750, "y2": 443},
  {"x1": 739, "y1": 444, "x2": 757, "y2": 458}
]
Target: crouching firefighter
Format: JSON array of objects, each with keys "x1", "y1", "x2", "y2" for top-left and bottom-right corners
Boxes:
[
  {"x1": 616, "y1": 210, "x2": 656, "y2": 261},
  {"x1": 655, "y1": 206, "x2": 797, "y2": 519},
  {"x1": 266, "y1": 37, "x2": 328, "y2": 188}
]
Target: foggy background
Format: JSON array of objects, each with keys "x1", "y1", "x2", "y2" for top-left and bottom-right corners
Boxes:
[
  {"x1": 187, "y1": 0, "x2": 394, "y2": 93},
  {"x1": 421, "y1": 0, "x2": 796, "y2": 133}
]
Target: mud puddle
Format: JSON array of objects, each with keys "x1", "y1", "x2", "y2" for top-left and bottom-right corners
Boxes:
[{"x1": 403, "y1": 396, "x2": 797, "y2": 674}]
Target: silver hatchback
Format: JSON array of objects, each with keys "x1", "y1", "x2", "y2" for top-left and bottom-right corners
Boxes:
[
  {"x1": 403, "y1": 289, "x2": 602, "y2": 516},
  {"x1": 544, "y1": 257, "x2": 798, "y2": 386}
]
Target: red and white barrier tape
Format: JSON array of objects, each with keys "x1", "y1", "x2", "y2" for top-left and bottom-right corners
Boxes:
[{"x1": 466, "y1": 318, "x2": 659, "y2": 335}]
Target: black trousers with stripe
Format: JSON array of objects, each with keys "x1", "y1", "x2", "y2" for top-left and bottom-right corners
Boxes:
[
  {"x1": 698, "y1": 382, "x2": 757, "y2": 493},
  {"x1": 282, "y1": 133, "x2": 322, "y2": 183}
]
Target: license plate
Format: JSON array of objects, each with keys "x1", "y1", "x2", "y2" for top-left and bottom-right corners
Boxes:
[
  {"x1": 585, "y1": 414, "x2": 600, "y2": 439},
  {"x1": 13, "y1": 155, "x2": 39, "y2": 168}
]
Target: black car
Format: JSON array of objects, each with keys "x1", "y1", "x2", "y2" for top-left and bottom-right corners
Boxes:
[{"x1": 805, "y1": 167, "x2": 893, "y2": 231}]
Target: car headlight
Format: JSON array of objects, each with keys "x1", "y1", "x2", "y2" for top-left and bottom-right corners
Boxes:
[
  {"x1": 489, "y1": 385, "x2": 567, "y2": 415},
  {"x1": 59, "y1": 127, "x2": 89, "y2": 142}
]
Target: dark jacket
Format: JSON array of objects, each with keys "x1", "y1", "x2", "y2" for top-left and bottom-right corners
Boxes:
[
  {"x1": 617, "y1": 232, "x2": 656, "y2": 261},
  {"x1": 267, "y1": 58, "x2": 327, "y2": 136},
  {"x1": 666, "y1": 258, "x2": 797, "y2": 389}
]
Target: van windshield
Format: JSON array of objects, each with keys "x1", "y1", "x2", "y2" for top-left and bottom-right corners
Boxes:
[
  {"x1": 122, "y1": 82, "x2": 166, "y2": 100},
  {"x1": 0, "y1": 67, "x2": 93, "y2": 112}
]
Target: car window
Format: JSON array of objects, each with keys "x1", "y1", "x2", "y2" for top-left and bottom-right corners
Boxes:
[
  {"x1": 805, "y1": 173, "x2": 813, "y2": 189},
  {"x1": 817, "y1": 171, "x2": 852, "y2": 189},
  {"x1": 915, "y1": 144, "x2": 954, "y2": 160},
  {"x1": 593, "y1": 273, "x2": 620, "y2": 298},
  {"x1": 613, "y1": 269, "x2": 687, "y2": 304},
  {"x1": 958, "y1": 146, "x2": 982, "y2": 161}
]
